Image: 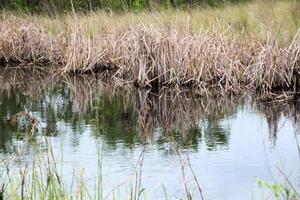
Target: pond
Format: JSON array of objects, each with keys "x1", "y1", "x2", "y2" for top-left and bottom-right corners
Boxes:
[{"x1": 0, "y1": 68, "x2": 299, "y2": 199}]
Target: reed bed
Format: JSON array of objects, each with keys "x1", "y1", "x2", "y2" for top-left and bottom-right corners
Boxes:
[{"x1": 0, "y1": 1, "x2": 299, "y2": 97}]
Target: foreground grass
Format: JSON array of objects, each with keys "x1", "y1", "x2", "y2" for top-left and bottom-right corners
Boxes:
[
  {"x1": 0, "y1": 136, "x2": 206, "y2": 200},
  {"x1": 0, "y1": 136, "x2": 298, "y2": 200},
  {"x1": 0, "y1": 139, "x2": 146, "y2": 200},
  {"x1": 0, "y1": 0, "x2": 299, "y2": 97}
]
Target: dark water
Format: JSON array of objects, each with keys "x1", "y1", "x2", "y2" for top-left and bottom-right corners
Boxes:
[{"x1": 0, "y1": 68, "x2": 300, "y2": 199}]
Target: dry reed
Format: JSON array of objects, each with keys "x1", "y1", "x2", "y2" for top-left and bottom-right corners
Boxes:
[{"x1": 0, "y1": 1, "x2": 299, "y2": 97}]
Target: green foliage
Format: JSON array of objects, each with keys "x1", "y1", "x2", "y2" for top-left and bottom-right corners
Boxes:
[
  {"x1": 258, "y1": 179, "x2": 298, "y2": 200},
  {"x1": 133, "y1": 0, "x2": 144, "y2": 11},
  {"x1": 0, "y1": 0, "x2": 251, "y2": 12}
]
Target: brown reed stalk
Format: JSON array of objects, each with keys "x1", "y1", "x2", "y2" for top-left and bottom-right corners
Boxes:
[{"x1": 0, "y1": 14, "x2": 299, "y2": 97}]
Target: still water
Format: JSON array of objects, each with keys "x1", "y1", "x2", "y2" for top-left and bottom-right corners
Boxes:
[{"x1": 0, "y1": 68, "x2": 300, "y2": 199}]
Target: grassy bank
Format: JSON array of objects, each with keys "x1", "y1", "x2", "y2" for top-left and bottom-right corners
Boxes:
[{"x1": 0, "y1": 0, "x2": 299, "y2": 97}]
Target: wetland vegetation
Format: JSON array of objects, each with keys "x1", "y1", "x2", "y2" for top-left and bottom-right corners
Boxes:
[
  {"x1": 0, "y1": 0, "x2": 300, "y2": 199},
  {"x1": 0, "y1": 0, "x2": 299, "y2": 97}
]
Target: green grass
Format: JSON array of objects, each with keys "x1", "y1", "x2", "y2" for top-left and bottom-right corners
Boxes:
[{"x1": 0, "y1": 139, "x2": 144, "y2": 200}]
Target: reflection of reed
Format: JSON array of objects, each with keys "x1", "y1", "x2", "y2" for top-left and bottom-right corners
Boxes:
[
  {"x1": 63, "y1": 75, "x2": 103, "y2": 113},
  {"x1": 0, "y1": 67, "x2": 238, "y2": 149},
  {"x1": 133, "y1": 89, "x2": 241, "y2": 146},
  {"x1": 0, "y1": 66, "x2": 112, "y2": 112},
  {"x1": 2, "y1": 67, "x2": 300, "y2": 149},
  {"x1": 0, "y1": 66, "x2": 60, "y2": 99},
  {"x1": 62, "y1": 74, "x2": 132, "y2": 113},
  {"x1": 254, "y1": 100, "x2": 300, "y2": 143}
]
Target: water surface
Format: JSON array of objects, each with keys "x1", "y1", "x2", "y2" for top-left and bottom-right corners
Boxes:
[{"x1": 0, "y1": 68, "x2": 300, "y2": 199}]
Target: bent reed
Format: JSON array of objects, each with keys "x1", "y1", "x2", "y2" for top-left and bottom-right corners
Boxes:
[{"x1": 0, "y1": 0, "x2": 299, "y2": 97}]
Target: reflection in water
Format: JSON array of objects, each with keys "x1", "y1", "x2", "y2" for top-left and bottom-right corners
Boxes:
[
  {"x1": 0, "y1": 68, "x2": 239, "y2": 153},
  {"x1": 1, "y1": 67, "x2": 300, "y2": 199},
  {"x1": 133, "y1": 89, "x2": 239, "y2": 151},
  {"x1": 254, "y1": 100, "x2": 300, "y2": 145},
  {"x1": 0, "y1": 67, "x2": 300, "y2": 153}
]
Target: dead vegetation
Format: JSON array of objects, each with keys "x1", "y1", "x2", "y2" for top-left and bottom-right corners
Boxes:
[{"x1": 0, "y1": 1, "x2": 299, "y2": 97}]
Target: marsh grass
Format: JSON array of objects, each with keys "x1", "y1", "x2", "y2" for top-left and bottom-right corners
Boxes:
[{"x1": 0, "y1": 1, "x2": 299, "y2": 97}]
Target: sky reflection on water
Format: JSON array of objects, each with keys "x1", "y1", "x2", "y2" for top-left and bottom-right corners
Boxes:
[{"x1": 0, "y1": 68, "x2": 300, "y2": 199}]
